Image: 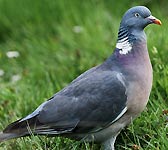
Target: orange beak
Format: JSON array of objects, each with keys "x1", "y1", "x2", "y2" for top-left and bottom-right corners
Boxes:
[{"x1": 147, "y1": 15, "x2": 162, "y2": 25}]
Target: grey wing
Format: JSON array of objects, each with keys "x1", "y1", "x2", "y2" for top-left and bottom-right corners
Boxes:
[
  {"x1": 4, "y1": 69, "x2": 127, "y2": 136},
  {"x1": 36, "y1": 70, "x2": 127, "y2": 134}
]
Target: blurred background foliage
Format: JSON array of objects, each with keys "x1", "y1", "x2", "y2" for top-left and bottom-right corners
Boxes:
[{"x1": 0, "y1": 0, "x2": 167, "y2": 149}]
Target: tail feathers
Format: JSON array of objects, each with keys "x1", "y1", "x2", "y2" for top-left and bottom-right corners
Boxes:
[
  {"x1": 3, "y1": 116, "x2": 41, "y2": 133},
  {"x1": 0, "y1": 132, "x2": 21, "y2": 142},
  {"x1": 0, "y1": 115, "x2": 42, "y2": 142},
  {"x1": 0, "y1": 115, "x2": 77, "y2": 142}
]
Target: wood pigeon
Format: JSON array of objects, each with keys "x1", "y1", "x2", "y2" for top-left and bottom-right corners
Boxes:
[{"x1": 0, "y1": 6, "x2": 161, "y2": 150}]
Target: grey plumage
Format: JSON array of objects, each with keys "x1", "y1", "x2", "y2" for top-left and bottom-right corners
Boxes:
[{"x1": 0, "y1": 6, "x2": 161, "y2": 150}]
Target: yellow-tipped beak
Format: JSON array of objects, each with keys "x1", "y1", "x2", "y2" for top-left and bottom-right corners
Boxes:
[
  {"x1": 147, "y1": 15, "x2": 162, "y2": 25},
  {"x1": 153, "y1": 19, "x2": 162, "y2": 25}
]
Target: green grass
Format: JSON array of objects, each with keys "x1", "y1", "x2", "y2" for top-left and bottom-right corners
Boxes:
[{"x1": 0, "y1": 0, "x2": 167, "y2": 149}]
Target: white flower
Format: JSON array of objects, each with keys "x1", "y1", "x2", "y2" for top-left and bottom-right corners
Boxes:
[
  {"x1": 0, "y1": 69, "x2": 4, "y2": 76},
  {"x1": 6, "y1": 51, "x2": 20, "y2": 58},
  {"x1": 72, "y1": 26, "x2": 83, "y2": 33},
  {"x1": 11, "y1": 74, "x2": 21, "y2": 82}
]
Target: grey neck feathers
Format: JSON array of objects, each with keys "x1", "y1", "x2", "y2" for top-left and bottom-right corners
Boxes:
[{"x1": 116, "y1": 26, "x2": 146, "y2": 55}]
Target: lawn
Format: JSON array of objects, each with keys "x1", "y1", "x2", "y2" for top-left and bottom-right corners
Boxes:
[{"x1": 0, "y1": 0, "x2": 167, "y2": 149}]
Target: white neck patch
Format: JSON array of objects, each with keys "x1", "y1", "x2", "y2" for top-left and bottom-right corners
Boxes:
[{"x1": 116, "y1": 37, "x2": 132, "y2": 55}]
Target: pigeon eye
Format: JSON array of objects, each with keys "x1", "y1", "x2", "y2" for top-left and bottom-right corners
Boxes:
[{"x1": 135, "y1": 13, "x2": 140, "y2": 17}]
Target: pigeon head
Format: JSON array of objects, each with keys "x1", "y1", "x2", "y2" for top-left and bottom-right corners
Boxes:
[
  {"x1": 120, "y1": 6, "x2": 161, "y2": 30},
  {"x1": 116, "y1": 6, "x2": 161, "y2": 55}
]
